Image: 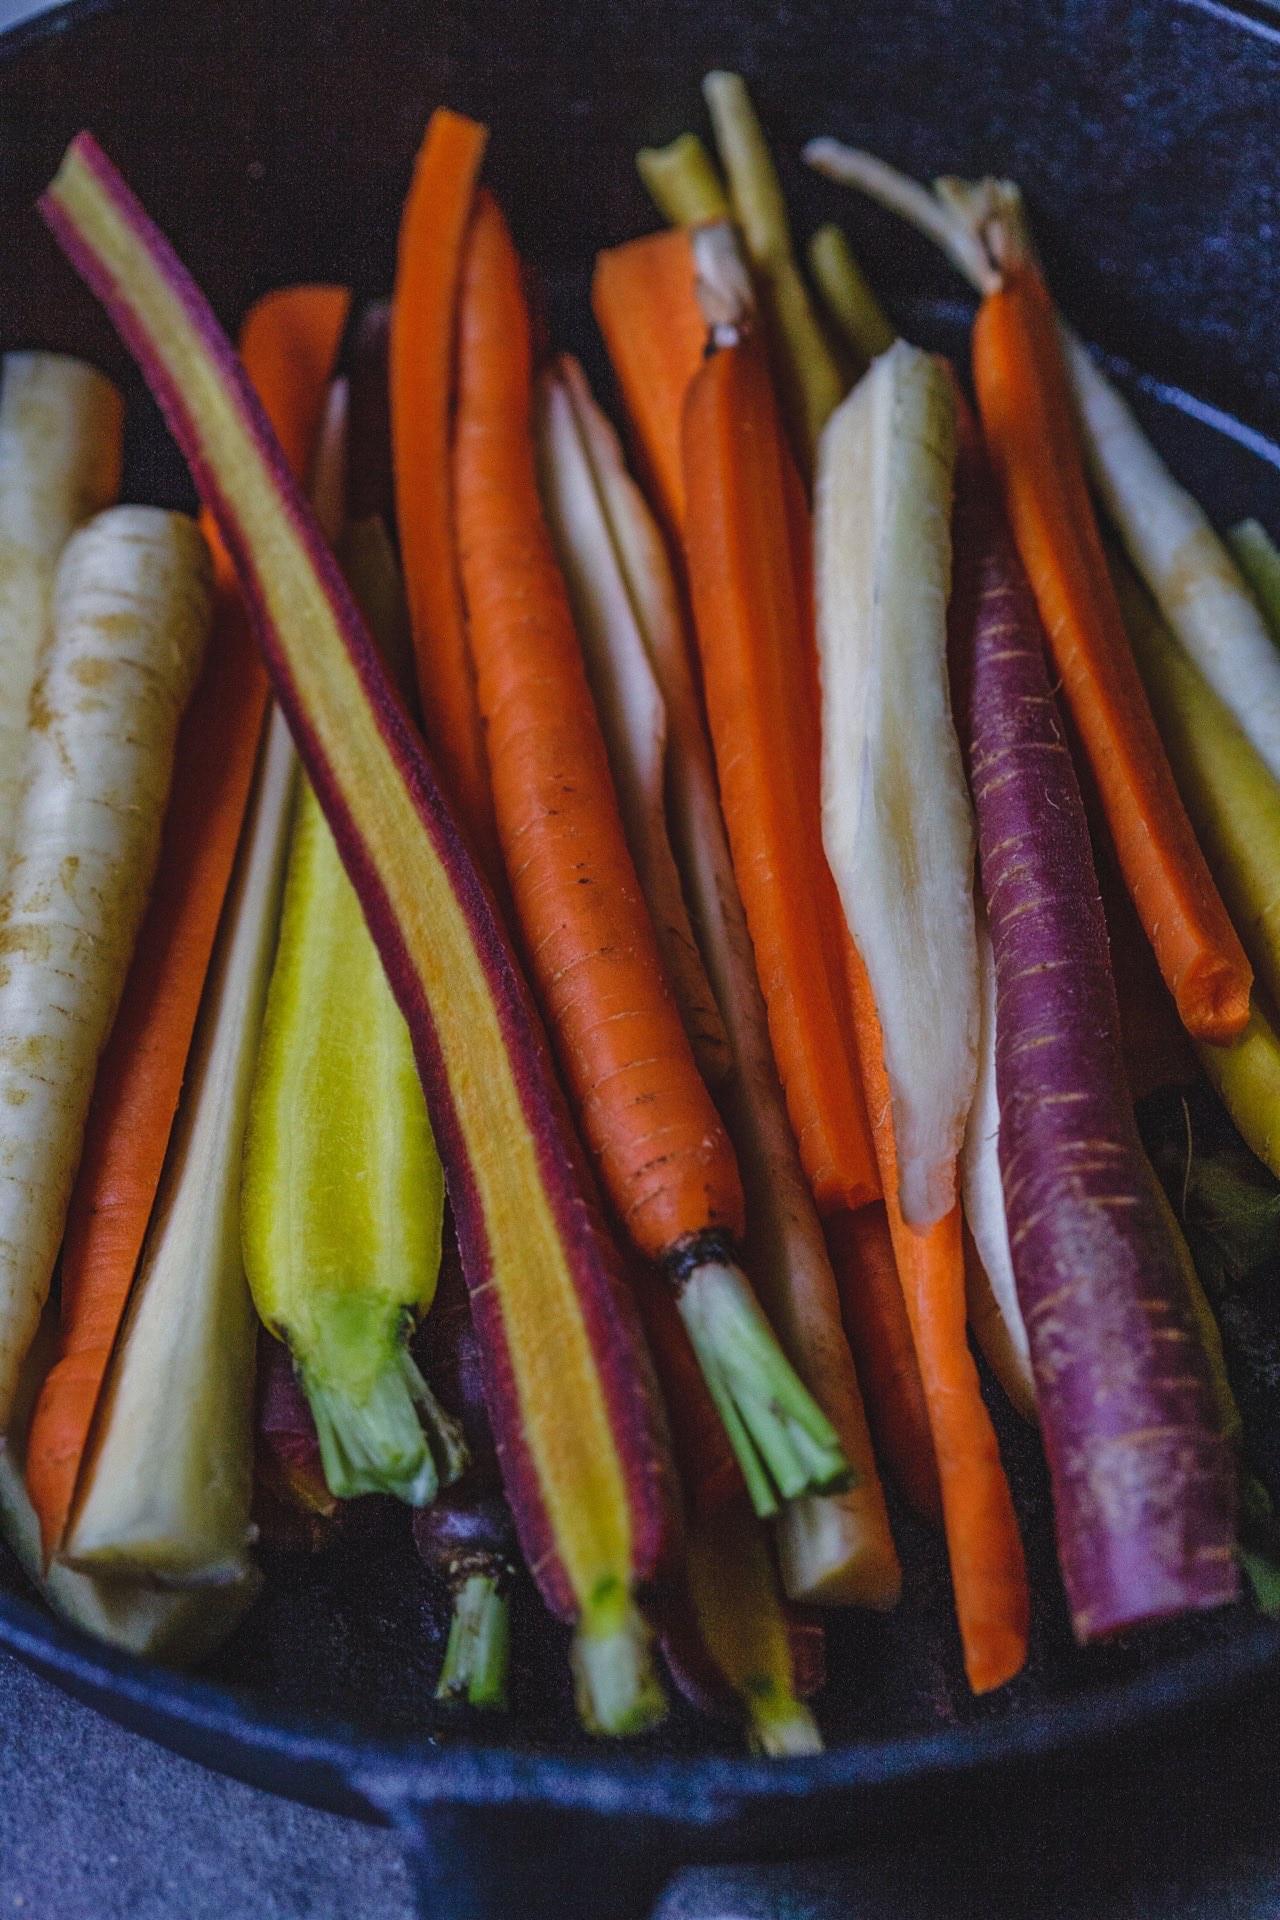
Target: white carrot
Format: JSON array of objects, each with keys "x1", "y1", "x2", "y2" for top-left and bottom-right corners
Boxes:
[
  {"x1": 0, "y1": 354, "x2": 122, "y2": 869},
  {"x1": 960, "y1": 907, "x2": 1035, "y2": 1421},
  {"x1": 1, "y1": 1311, "x2": 256, "y2": 1658},
  {"x1": 1062, "y1": 333, "x2": 1280, "y2": 787},
  {"x1": 64, "y1": 708, "x2": 295, "y2": 1583},
  {"x1": 815, "y1": 341, "x2": 978, "y2": 1229},
  {"x1": 534, "y1": 356, "x2": 731, "y2": 1087},
  {"x1": 0, "y1": 506, "x2": 210, "y2": 1427},
  {"x1": 541, "y1": 357, "x2": 900, "y2": 1609}
]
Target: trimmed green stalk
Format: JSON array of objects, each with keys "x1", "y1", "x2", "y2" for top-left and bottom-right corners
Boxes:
[
  {"x1": 806, "y1": 224, "x2": 895, "y2": 369},
  {"x1": 436, "y1": 1571, "x2": 511, "y2": 1710},
  {"x1": 637, "y1": 132, "x2": 730, "y2": 226},
  {"x1": 702, "y1": 70, "x2": 845, "y2": 472}
]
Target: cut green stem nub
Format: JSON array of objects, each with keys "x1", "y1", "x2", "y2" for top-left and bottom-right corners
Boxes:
[
  {"x1": 305, "y1": 1346, "x2": 468, "y2": 1506},
  {"x1": 436, "y1": 1573, "x2": 511, "y2": 1710},
  {"x1": 678, "y1": 1260, "x2": 852, "y2": 1519},
  {"x1": 572, "y1": 1596, "x2": 667, "y2": 1737},
  {"x1": 748, "y1": 1693, "x2": 825, "y2": 1759}
]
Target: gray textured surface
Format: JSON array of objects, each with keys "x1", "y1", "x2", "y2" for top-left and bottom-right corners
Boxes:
[
  {"x1": 3, "y1": 1639, "x2": 1280, "y2": 1920},
  {"x1": 0, "y1": 1651, "x2": 415, "y2": 1919}
]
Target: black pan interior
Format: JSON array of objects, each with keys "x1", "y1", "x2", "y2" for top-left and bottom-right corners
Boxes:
[{"x1": 0, "y1": 0, "x2": 1277, "y2": 1796}]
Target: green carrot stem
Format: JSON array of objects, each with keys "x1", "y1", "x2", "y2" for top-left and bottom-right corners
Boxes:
[
  {"x1": 572, "y1": 1591, "x2": 667, "y2": 1736},
  {"x1": 636, "y1": 133, "x2": 730, "y2": 226},
  {"x1": 436, "y1": 1572, "x2": 511, "y2": 1709},
  {"x1": 678, "y1": 1260, "x2": 851, "y2": 1517},
  {"x1": 304, "y1": 1347, "x2": 467, "y2": 1505}
]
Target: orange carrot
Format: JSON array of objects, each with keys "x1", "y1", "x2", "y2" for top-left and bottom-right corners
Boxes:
[
  {"x1": 843, "y1": 937, "x2": 1029, "y2": 1692},
  {"x1": 681, "y1": 326, "x2": 878, "y2": 1218},
  {"x1": 391, "y1": 108, "x2": 500, "y2": 873},
  {"x1": 453, "y1": 192, "x2": 847, "y2": 1513},
  {"x1": 591, "y1": 227, "x2": 704, "y2": 546},
  {"x1": 24, "y1": 286, "x2": 349, "y2": 1563},
  {"x1": 825, "y1": 1205, "x2": 941, "y2": 1527},
  {"x1": 971, "y1": 253, "x2": 1250, "y2": 1046}
]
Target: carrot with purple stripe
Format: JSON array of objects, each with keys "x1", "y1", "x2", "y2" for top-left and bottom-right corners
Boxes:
[{"x1": 40, "y1": 130, "x2": 679, "y2": 1735}]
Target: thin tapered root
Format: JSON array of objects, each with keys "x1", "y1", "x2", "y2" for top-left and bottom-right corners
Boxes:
[{"x1": 678, "y1": 1260, "x2": 852, "y2": 1519}]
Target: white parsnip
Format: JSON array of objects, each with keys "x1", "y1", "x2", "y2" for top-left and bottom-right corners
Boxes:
[
  {"x1": 960, "y1": 908, "x2": 1035, "y2": 1421},
  {"x1": 535, "y1": 355, "x2": 731, "y2": 1087},
  {"x1": 1063, "y1": 333, "x2": 1280, "y2": 787},
  {"x1": 815, "y1": 342, "x2": 977, "y2": 1228},
  {"x1": 0, "y1": 354, "x2": 122, "y2": 870},
  {"x1": 548, "y1": 359, "x2": 900, "y2": 1608},
  {"x1": 0, "y1": 506, "x2": 210, "y2": 1427},
  {"x1": 65, "y1": 709, "x2": 295, "y2": 1583},
  {"x1": 1, "y1": 1314, "x2": 256, "y2": 1658}
]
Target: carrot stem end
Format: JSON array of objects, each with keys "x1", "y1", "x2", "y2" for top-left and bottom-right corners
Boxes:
[
  {"x1": 436, "y1": 1572, "x2": 511, "y2": 1709},
  {"x1": 571, "y1": 1593, "x2": 667, "y2": 1737},
  {"x1": 304, "y1": 1347, "x2": 468, "y2": 1506}
]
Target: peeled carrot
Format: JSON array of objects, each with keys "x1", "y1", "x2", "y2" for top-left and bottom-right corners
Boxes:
[
  {"x1": 454, "y1": 192, "x2": 845, "y2": 1514},
  {"x1": 844, "y1": 939, "x2": 1029, "y2": 1692},
  {"x1": 24, "y1": 287, "x2": 348, "y2": 1564},
  {"x1": 804, "y1": 147, "x2": 1251, "y2": 1047},
  {"x1": 680, "y1": 242, "x2": 878, "y2": 1219},
  {"x1": 591, "y1": 226, "x2": 704, "y2": 544},
  {"x1": 391, "y1": 108, "x2": 499, "y2": 871}
]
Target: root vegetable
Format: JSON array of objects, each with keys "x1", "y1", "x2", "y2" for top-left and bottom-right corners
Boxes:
[
  {"x1": 64, "y1": 705, "x2": 294, "y2": 1583},
  {"x1": 453, "y1": 191, "x2": 846, "y2": 1516},
  {"x1": 0, "y1": 352, "x2": 122, "y2": 872},
  {"x1": 951, "y1": 400, "x2": 1238, "y2": 1640},
  {"x1": 815, "y1": 340, "x2": 977, "y2": 1228},
  {"x1": 0, "y1": 505, "x2": 210, "y2": 1429},
  {"x1": 42, "y1": 131, "x2": 679, "y2": 1736}
]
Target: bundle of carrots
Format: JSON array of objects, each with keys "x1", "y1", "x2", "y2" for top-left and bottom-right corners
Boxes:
[{"x1": 0, "y1": 67, "x2": 1273, "y2": 1746}]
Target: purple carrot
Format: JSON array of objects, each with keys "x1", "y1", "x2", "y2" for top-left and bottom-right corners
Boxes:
[
  {"x1": 40, "y1": 132, "x2": 679, "y2": 1737},
  {"x1": 253, "y1": 1330, "x2": 340, "y2": 1553},
  {"x1": 413, "y1": 1235, "x2": 519, "y2": 1709},
  {"x1": 951, "y1": 395, "x2": 1238, "y2": 1641}
]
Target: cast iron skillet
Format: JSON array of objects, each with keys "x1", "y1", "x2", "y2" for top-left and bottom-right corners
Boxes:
[{"x1": 0, "y1": 1, "x2": 1278, "y2": 1914}]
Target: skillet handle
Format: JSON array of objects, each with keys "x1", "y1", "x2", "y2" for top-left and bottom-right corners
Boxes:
[{"x1": 380, "y1": 1796, "x2": 677, "y2": 1920}]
